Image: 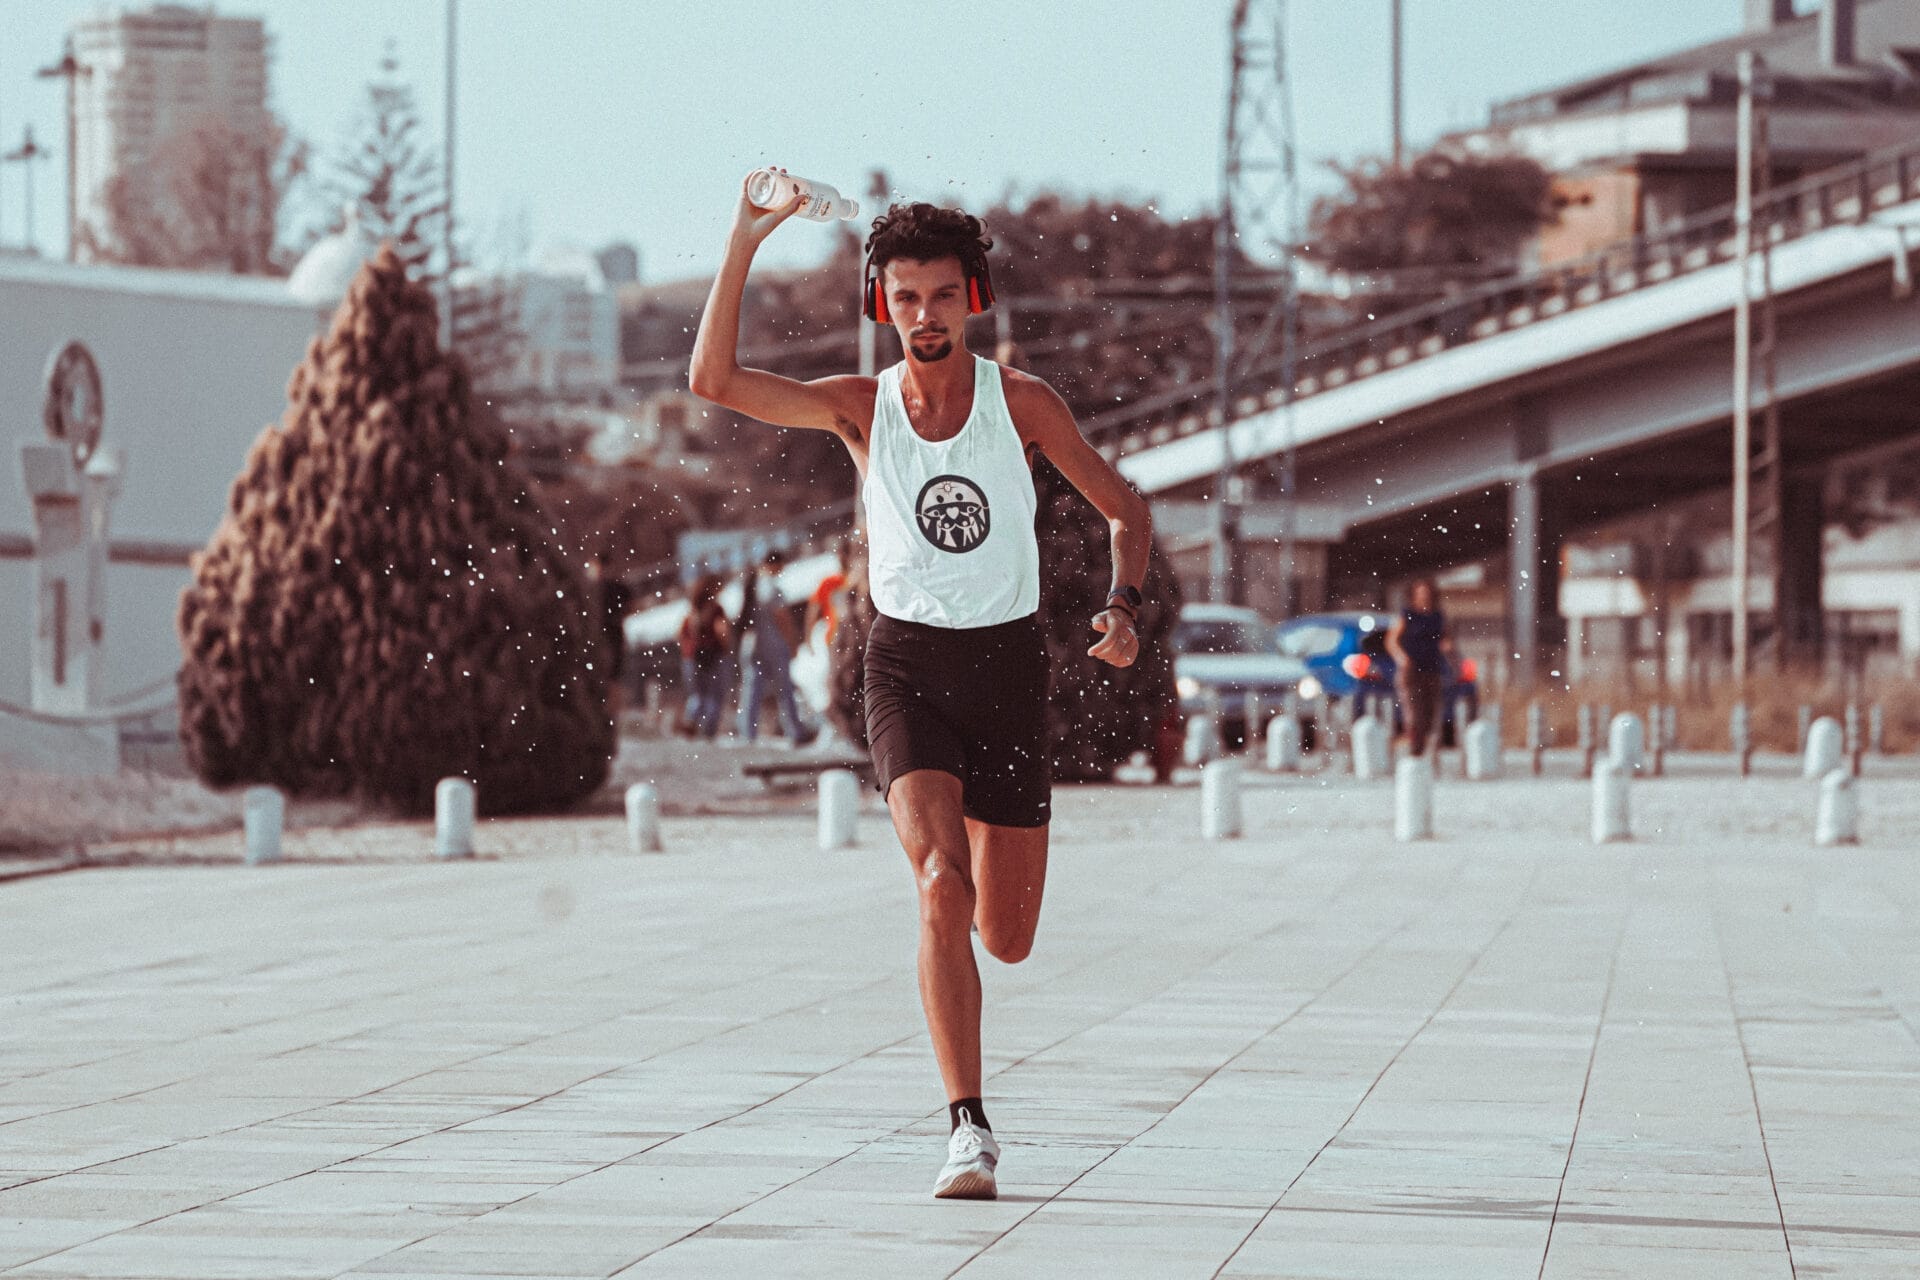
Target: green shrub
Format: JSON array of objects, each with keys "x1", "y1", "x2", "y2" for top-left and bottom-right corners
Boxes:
[{"x1": 176, "y1": 245, "x2": 613, "y2": 815}]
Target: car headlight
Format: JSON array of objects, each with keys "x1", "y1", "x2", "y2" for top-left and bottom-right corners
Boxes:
[
  {"x1": 1176, "y1": 676, "x2": 1200, "y2": 700},
  {"x1": 1297, "y1": 675, "x2": 1322, "y2": 701}
]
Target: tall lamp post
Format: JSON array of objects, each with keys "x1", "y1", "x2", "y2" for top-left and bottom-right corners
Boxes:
[
  {"x1": 442, "y1": 0, "x2": 458, "y2": 352},
  {"x1": 2, "y1": 127, "x2": 50, "y2": 254},
  {"x1": 35, "y1": 37, "x2": 91, "y2": 262}
]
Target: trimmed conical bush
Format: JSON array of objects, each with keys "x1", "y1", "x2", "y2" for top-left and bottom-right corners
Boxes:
[{"x1": 176, "y1": 244, "x2": 613, "y2": 815}]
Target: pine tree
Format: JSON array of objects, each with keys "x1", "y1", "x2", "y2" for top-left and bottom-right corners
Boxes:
[
  {"x1": 327, "y1": 48, "x2": 523, "y2": 393},
  {"x1": 175, "y1": 245, "x2": 613, "y2": 816},
  {"x1": 331, "y1": 47, "x2": 445, "y2": 279}
]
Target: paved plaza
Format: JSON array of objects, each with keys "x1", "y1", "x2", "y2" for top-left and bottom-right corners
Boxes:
[{"x1": 3, "y1": 758, "x2": 1919, "y2": 1278}]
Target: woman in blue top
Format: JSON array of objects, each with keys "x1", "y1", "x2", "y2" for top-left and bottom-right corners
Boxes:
[{"x1": 1386, "y1": 577, "x2": 1451, "y2": 758}]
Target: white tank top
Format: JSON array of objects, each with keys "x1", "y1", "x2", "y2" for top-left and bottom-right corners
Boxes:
[{"x1": 864, "y1": 353, "x2": 1041, "y2": 628}]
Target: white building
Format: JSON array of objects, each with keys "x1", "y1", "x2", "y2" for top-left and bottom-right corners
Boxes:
[
  {"x1": 0, "y1": 250, "x2": 339, "y2": 764},
  {"x1": 489, "y1": 250, "x2": 621, "y2": 399},
  {"x1": 69, "y1": 4, "x2": 271, "y2": 261}
]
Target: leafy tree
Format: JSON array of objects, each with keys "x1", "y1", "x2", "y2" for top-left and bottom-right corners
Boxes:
[
  {"x1": 175, "y1": 246, "x2": 613, "y2": 815},
  {"x1": 1308, "y1": 145, "x2": 1554, "y2": 279},
  {"x1": 78, "y1": 111, "x2": 308, "y2": 274}
]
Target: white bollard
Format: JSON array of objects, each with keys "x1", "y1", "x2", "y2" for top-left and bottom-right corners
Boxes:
[
  {"x1": 1814, "y1": 769, "x2": 1859, "y2": 846},
  {"x1": 1264, "y1": 714, "x2": 1302, "y2": 772},
  {"x1": 1464, "y1": 719, "x2": 1502, "y2": 780},
  {"x1": 1608, "y1": 713, "x2": 1645, "y2": 775},
  {"x1": 1183, "y1": 713, "x2": 1218, "y2": 767},
  {"x1": 1394, "y1": 756, "x2": 1434, "y2": 841},
  {"x1": 1591, "y1": 761, "x2": 1630, "y2": 844},
  {"x1": 1802, "y1": 716, "x2": 1843, "y2": 780},
  {"x1": 1200, "y1": 759, "x2": 1243, "y2": 840},
  {"x1": 1352, "y1": 715, "x2": 1389, "y2": 779},
  {"x1": 243, "y1": 785, "x2": 283, "y2": 866},
  {"x1": 625, "y1": 783, "x2": 663, "y2": 853},
  {"x1": 434, "y1": 777, "x2": 476, "y2": 859},
  {"x1": 817, "y1": 768, "x2": 859, "y2": 850}
]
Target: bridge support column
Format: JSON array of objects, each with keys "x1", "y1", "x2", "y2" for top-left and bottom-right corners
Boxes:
[
  {"x1": 1777, "y1": 473, "x2": 1825, "y2": 671},
  {"x1": 1508, "y1": 471, "x2": 1561, "y2": 689}
]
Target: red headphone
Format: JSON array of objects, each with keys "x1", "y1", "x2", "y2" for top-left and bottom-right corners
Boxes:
[{"x1": 862, "y1": 250, "x2": 995, "y2": 325}]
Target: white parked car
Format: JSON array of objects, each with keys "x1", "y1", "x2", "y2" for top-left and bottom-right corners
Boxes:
[{"x1": 1170, "y1": 603, "x2": 1308, "y2": 746}]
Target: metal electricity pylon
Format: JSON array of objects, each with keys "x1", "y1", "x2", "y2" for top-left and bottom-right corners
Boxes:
[{"x1": 1212, "y1": 0, "x2": 1303, "y2": 612}]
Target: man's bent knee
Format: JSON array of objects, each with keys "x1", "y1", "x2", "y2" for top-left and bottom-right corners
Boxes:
[
  {"x1": 917, "y1": 856, "x2": 975, "y2": 932},
  {"x1": 978, "y1": 929, "x2": 1033, "y2": 964}
]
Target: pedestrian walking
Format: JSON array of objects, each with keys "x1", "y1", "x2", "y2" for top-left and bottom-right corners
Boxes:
[
  {"x1": 1387, "y1": 577, "x2": 1451, "y2": 758},
  {"x1": 675, "y1": 573, "x2": 731, "y2": 739},
  {"x1": 735, "y1": 549, "x2": 817, "y2": 746}
]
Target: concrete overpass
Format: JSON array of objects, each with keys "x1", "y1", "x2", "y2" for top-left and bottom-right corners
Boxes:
[{"x1": 1104, "y1": 140, "x2": 1920, "y2": 685}]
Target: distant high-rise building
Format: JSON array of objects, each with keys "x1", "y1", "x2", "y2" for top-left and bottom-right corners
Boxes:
[
  {"x1": 596, "y1": 242, "x2": 641, "y2": 287},
  {"x1": 69, "y1": 4, "x2": 270, "y2": 260}
]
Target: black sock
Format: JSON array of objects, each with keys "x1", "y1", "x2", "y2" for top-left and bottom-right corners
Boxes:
[{"x1": 948, "y1": 1097, "x2": 989, "y2": 1133}]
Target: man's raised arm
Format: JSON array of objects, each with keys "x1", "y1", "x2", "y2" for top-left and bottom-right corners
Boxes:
[{"x1": 689, "y1": 170, "x2": 868, "y2": 437}]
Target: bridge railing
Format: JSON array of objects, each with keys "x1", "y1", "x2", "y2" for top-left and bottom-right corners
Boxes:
[{"x1": 1092, "y1": 137, "x2": 1920, "y2": 457}]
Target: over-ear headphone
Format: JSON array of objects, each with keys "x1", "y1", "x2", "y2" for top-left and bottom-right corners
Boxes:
[{"x1": 862, "y1": 250, "x2": 995, "y2": 325}]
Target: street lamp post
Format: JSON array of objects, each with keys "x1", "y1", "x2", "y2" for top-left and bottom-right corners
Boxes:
[
  {"x1": 2, "y1": 127, "x2": 49, "y2": 254},
  {"x1": 443, "y1": 0, "x2": 458, "y2": 352},
  {"x1": 1731, "y1": 50, "x2": 1760, "y2": 689},
  {"x1": 35, "y1": 38, "x2": 90, "y2": 262}
]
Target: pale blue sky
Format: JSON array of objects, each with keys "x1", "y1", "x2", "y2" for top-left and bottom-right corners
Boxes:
[{"x1": 1, "y1": 1, "x2": 1759, "y2": 282}]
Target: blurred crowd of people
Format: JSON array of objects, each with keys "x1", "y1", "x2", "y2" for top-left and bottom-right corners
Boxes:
[{"x1": 665, "y1": 537, "x2": 859, "y2": 748}]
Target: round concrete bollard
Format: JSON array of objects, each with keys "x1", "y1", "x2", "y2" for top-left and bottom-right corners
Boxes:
[
  {"x1": 1352, "y1": 715, "x2": 1389, "y2": 779},
  {"x1": 434, "y1": 777, "x2": 476, "y2": 859},
  {"x1": 1526, "y1": 700, "x2": 1547, "y2": 777},
  {"x1": 1464, "y1": 719, "x2": 1502, "y2": 780},
  {"x1": 1814, "y1": 769, "x2": 1859, "y2": 846},
  {"x1": 1802, "y1": 716, "x2": 1843, "y2": 780},
  {"x1": 1731, "y1": 702, "x2": 1753, "y2": 776},
  {"x1": 1591, "y1": 762, "x2": 1630, "y2": 844},
  {"x1": 1183, "y1": 713, "x2": 1218, "y2": 767},
  {"x1": 1200, "y1": 759, "x2": 1243, "y2": 840},
  {"x1": 243, "y1": 785, "x2": 283, "y2": 866},
  {"x1": 1394, "y1": 756, "x2": 1434, "y2": 841},
  {"x1": 817, "y1": 769, "x2": 859, "y2": 850},
  {"x1": 625, "y1": 783, "x2": 663, "y2": 854},
  {"x1": 1265, "y1": 713, "x2": 1302, "y2": 773},
  {"x1": 1608, "y1": 713, "x2": 1645, "y2": 775}
]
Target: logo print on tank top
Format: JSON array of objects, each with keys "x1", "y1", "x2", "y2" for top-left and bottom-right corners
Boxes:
[{"x1": 915, "y1": 475, "x2": 991, "y2": 554}]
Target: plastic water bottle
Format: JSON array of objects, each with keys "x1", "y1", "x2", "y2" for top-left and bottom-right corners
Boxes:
[{"x1": 745, "y1": 168, "x2": 860, "y2": 222}]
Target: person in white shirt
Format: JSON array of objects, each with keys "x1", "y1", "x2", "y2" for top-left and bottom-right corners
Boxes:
[{"x1": 690, "y1": 170, "x2": 1152, "y2": 1200}]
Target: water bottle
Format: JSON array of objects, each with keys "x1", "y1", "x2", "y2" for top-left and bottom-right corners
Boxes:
[{"x1": 745, "y1": 167, "x2": 860, "y2": 222}]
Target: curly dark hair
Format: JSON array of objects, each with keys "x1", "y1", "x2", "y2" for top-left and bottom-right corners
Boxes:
[{"x1": 863, "y1": 201, "x2": 993, "y2": 281}]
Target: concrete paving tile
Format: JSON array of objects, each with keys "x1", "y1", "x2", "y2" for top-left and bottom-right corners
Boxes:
[
  {"x1": 9, "y1": 776, "x2": 1920, "y2": 1275},
  {"x1": 1218, "y1": 1234, "x2": 1543, "y2": 1279},
  {"x1": 1538, "y1": 1241, "x2": 1795, "y2": 1279}
]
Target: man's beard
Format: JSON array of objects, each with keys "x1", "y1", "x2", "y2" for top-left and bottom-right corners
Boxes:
[{"x1": 908, "y1": 334, "x2": 954, "y2": 363}]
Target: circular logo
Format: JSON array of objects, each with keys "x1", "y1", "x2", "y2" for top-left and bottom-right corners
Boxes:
[
  {"x1": 915, "y1": 474, "x2": 991, "y2": 554},
  {"x1": 42, "y1": 341, "x2": 103, "y2": 468}
]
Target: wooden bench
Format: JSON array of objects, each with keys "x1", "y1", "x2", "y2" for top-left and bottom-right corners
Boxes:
[{"x1": 740, "y1": 755, "x2": 875, "y2": 790}]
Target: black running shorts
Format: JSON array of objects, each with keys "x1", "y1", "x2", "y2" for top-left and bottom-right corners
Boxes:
[{"x1": 863, "y1": 611, "x2": 1052, "y2": 828}]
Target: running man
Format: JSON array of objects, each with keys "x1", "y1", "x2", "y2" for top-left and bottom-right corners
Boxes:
[{"x1": 689, "y1": 171, "x2": 1152, "y2": 1199}]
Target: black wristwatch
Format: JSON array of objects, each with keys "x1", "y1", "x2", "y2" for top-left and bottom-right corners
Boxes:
[{"x1": 1105, "y1": 585, "x2": 1143, "y2": 618}]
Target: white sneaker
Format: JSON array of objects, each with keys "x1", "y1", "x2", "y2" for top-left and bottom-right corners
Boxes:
[{"x1": 933, "y1": 1109, "x2": 999, "y2": 1200}]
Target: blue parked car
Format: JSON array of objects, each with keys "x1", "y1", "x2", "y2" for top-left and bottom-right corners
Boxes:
[{"x1": 1274, "y1": 611, "x2": 1479, "y2": 748}]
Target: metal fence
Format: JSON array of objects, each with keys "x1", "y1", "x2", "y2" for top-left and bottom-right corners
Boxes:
[{"x1": 1089, "y1": 137, "x2": 1920, "y2": 456}]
